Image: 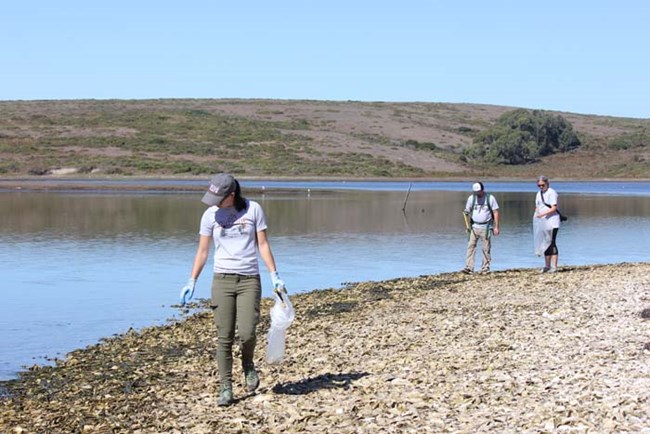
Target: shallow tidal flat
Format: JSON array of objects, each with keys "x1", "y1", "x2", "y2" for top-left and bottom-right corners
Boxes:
[{"x1": 2, "y1": 263, "x2": 649, "y2": 433}]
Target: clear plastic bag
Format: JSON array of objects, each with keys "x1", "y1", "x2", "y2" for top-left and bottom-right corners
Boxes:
[
  {"x1": 265, "y1": 288, "x2": 295, "y2": 364},
  {"x1": 533, "y1": 211, "x2": 553, "y2": 256}
]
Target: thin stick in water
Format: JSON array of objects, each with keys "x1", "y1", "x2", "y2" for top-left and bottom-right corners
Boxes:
[{"x1": 402, "y1": 183, "x2": 413, "y2": 211}]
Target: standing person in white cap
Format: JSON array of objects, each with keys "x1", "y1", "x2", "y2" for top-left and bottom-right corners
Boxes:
[
  {"x1": 461, "y1": 182, "x2": 500, "y2": 274},
  {"x1": 179, "y1": 173, "x2": 286, "y2": 406}
]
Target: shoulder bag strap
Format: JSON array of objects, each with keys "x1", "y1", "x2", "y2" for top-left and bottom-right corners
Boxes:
[
  {"x1": 539, "y1": 190, "x2": 552, "y2": 209},
  {"x1": 540, "y1": 191, "x2": 563, "y2": 218}
]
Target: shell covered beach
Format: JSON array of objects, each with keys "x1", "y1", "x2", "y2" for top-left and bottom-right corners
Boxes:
[{"x1": 1, "y1": 263, "x2": 649, "y2": 433}]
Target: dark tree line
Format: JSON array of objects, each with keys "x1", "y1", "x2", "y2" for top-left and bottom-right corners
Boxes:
[{"x1": 466, "y1": 109, "x2": 581, "y2": 164}]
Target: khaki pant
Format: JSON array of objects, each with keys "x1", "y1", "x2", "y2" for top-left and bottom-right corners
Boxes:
[
  {"x1": 465, "y1": 226, "x2": 492, "y2": 272},
  {"x1": 211, "y1": 273, "x2": 261, "y2": 388}
]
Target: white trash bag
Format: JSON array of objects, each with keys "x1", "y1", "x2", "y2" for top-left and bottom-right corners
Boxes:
[
  {"x1": 265, "y1": 288, "x2": 295, "y2": 364},
  {"x1": 533, "y1": 211, "x2": 553, "y2": 256}
]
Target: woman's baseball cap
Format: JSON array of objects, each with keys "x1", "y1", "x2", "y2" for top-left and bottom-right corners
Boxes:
[
  {"x1": 472, "y1": 182, "x2": 484, "y2": 192},
  {"x1": 202, "y1": 173, "x2": 237, "y2": 206}
]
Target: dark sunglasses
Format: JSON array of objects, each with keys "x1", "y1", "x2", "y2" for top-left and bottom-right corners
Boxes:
[{"x1": 537, "y1": 184, "x2": 546, "y2": 187}]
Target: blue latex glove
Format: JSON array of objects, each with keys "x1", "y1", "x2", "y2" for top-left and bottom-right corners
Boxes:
[
  {"x1": 270, "y1": 271, "x2": 285, "y2": 291},
  {"x1": 179, "y1": 278, "x2": 196, "y2": 306}
]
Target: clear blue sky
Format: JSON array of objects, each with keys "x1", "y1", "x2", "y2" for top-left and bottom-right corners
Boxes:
[{"x1": 2, "y1": 1, "x2": 649, "y2": 118}]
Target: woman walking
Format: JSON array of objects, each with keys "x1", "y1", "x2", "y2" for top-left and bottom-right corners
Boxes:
[
  {"x1": 535, "y1": 175, "x2": 561, "y2": 273},
  {"x1": 179, "y1": 173, "x2": 285, "y2": 406}
]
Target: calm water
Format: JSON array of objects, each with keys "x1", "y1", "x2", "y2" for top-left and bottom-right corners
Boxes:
[{"x1": 1, "y1": 181, "x2": 649, "y2": 380}]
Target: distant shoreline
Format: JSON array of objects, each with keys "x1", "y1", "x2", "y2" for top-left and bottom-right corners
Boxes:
[{"x1": 1, "y1": 175, "x2": 649, "y2": 193}]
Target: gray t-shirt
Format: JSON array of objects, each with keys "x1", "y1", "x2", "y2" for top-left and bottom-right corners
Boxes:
[
  {"x1": 464, "y1": 193, "x2": 499, "y2": 227},
  {"x1": 199, "y1": 199, "x2": 268, "y2": 275}
]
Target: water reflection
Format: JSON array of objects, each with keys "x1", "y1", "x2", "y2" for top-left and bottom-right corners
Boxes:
[
  {"x1": 3, "y1": 190, "x2": 650, "y2": 237},
  {"x1": 1, "y1": 192, "x2": 202, "y2": 239}
]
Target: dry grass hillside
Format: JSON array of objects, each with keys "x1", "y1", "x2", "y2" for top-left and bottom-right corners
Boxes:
[{"x1": 0, "y1": 99, "x2": 648, "y2": 179}]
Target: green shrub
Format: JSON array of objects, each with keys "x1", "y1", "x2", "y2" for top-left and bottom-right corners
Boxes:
[
  {"x1": 607, "y1": 129, "x2": 649, "y2": 150},
  {"x1": 0, "y1": 160, "x2": 20, "y2": 174},
  {"x1": 404, "y1": 139, "x2": 437, "y2": 151},
  {"x1": 608, "y1": 137, "x2": 631, "y2": 150},
  {"x1": 467, "y1": 109, "x2": 581, "y2": 164}
]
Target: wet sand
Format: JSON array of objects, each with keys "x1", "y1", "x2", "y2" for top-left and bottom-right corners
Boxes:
[{"x1": 1, "y1": 263, "x2": 649, "y2": 433}]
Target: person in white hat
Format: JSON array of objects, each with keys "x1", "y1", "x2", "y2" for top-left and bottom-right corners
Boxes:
[
  {"x1": 461, "y1": 182, "x2": 500, "y2": 274},
  {"x1": 179, "y1": 173, "x2": 286, "y2": 406}
]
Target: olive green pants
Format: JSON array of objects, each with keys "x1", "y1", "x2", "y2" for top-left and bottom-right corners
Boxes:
[{"x1": 211, "y1": 273, "x2": 261, "y2": 388}]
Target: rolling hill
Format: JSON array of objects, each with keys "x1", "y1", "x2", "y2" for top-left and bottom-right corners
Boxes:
[{"x1": 0, "y1": 99, "x2": 648, "y2": 179}]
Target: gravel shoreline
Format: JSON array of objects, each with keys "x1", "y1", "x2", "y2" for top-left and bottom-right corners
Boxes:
[{"x1": 2, "y1": 263, "x2": 649, "y2": 433}]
